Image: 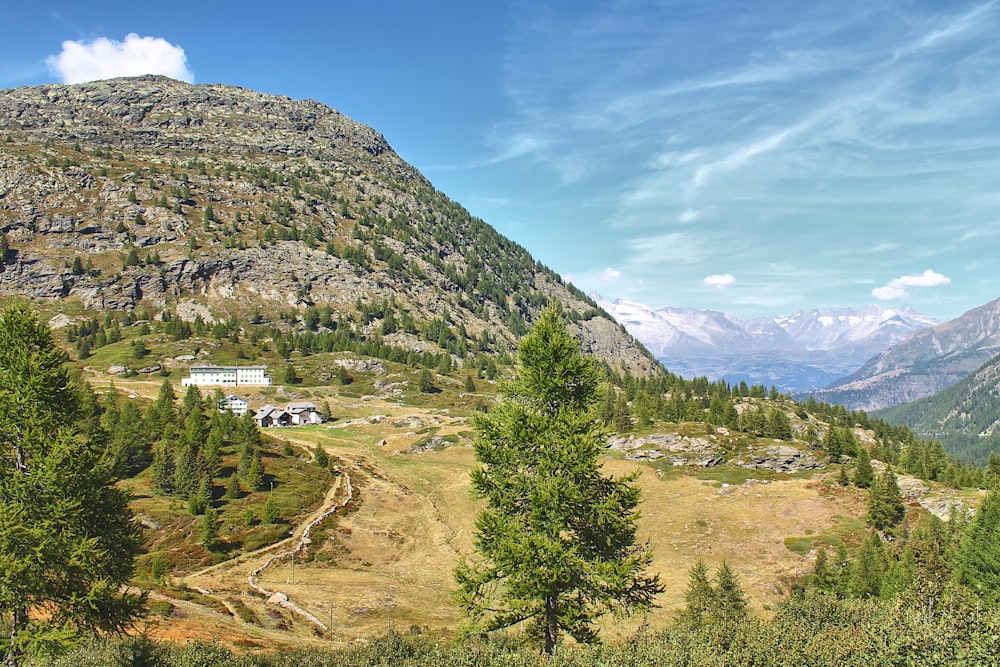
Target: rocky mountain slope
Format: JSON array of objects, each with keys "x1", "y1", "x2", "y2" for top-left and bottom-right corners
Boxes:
[
  {"x1": 877, "y1": 351, "x2": 1000, "y2": 464},
  {"x1": 594, "y1": 295, "x2": 935, "y2": 391},
  {"x1": 0, "y1": 76, "x2": 656, "y2": 375},
  {"x1": 806, "y1": 297, "x2": 1000, "y2": 412}
]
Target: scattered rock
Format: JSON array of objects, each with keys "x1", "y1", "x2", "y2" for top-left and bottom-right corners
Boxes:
[
  {"x1": 920, "y1": 497, "x2": 972, "y2": 521},
  {"x1": 48, "y1": 313, "x2": 74, "y2": 329},
  {"x1": 738, "y1": 445, "x2": 824, "y2": 473},
  {"x1": 625, "y1": 449, "x2": 666, "y2": 461}
]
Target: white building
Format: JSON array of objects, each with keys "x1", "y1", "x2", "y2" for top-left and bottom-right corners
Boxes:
[
  {"x1": 285, "y1": 401, "x2": 324, "y2": 425},
  {"x1": 218, "y1": 395, "x2": 249, "y2": 416},
  {"x1": 181, "y1": 365, "x2": 272, "y2": 387},
  {"x1": 254, "y1": 401, "x2": 325, "y2": 427}
]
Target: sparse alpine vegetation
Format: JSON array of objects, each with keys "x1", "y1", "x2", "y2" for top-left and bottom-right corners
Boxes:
[
  {"x1": 0, "y1": 75, "x2": 656, "y2": 378},
  {"x1": 3, "y1": 77, "x2": 1000, "y2": 665}
]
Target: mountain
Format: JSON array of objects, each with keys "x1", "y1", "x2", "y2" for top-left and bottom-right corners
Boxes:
[
  {"x1": 876, "y1": 351, "x2": 1000, "y2": 464},
  {"x1": 593, "y1": 295, "x2": 936, "y2": 391},
  {"x1": 807, "y1": 297, "x2": 1000, "y2": 412},
  {"x1": 0, "y1": 76, "x2": 657, "y2": 375}
]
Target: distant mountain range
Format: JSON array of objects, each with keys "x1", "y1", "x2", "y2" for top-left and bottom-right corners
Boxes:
[
  {"x1": 593, "y1": 295, "x2": 938, "y2": 392},
  {"x1": 806, "y1": 297, "x2": 1000, "y2": 412}
]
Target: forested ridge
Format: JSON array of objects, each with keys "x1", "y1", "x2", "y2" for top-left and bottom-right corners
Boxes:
[{"x1": 878, "y1": 352, "x2": 1000, "y2": 465}]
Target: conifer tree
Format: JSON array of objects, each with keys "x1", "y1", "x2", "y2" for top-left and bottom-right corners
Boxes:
[
  {"x1": 262, "y1": 494, "x2": 280, "y2": 524},
  {"x1": 199, "y1": 507, "x2": 220, "y2": 551},
  {"x1": 853, "y1": 444, "x2": 874, "y2": 489},
  {"x1": 242, "y1": 448, "x2": 264, "y2": 492},
  {"x1": 838, "y1": 463, "x2": 850, "y2": 486},
  {"x1": 767, "y1": 408, "x2": 793, "y2": 440},
  {"x1": 173, "y1": 443, "x2": 202, "y2": 499},
  {"x1": 145, "y1": 378, "x2": 177, "y2": 435},
  {"x1": 851, "y1": 532, "x2": 886, "y2": 598},
  {"x1": 203, "y1": 426, "x2": 225, "y2": 478},
  {"x1": 955, "y1": 487, "x2": 1000, "y2": 603},
  {"x1": 149, "y1": 442, "x2": 176, "y2": 495},
  {"x1": 455, "y1": 306, "x2": 662, "y2": 655},
  {"x1": 0, "y1": 303, "x2": 141, "y2": 665},
  {"x1": 868, "y1": 467, "x2": 905, "y2": 534},
  {"x1": 811, "y1": 548, "x2": 835, "y2": 592},
  {"x1": 187, "y1": 474, "x2": 212, "y2": 516},
  {"x1": 713, "y1": 561, "x2": 749, "y2": 623},
  {"x1": 182, "y1": 384, "x2": 203, "y2": 416},
  {"x1": 225, "y1": 472, "x2": 242, "y2": 500},
  {"x1": 679, "y1": 559, "x2": 716, "y2": 628},
  {"x1": 612, "y1": 393, "x2": 632, "y2": 432},
  {"x1": 313, "y1": 441, "x2": 329, "y2": 468},
  {"x1": 418, "y1": 368, "x2": 435, "y2": 393}
]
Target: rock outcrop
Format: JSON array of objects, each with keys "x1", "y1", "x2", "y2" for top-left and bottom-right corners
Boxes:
[{"x1": 0, "y1": 76, "x2": 658, "y2": 375}]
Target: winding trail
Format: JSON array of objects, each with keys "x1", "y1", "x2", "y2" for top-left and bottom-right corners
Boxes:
[{"x1": 245, "y1": 469, "x2": 354, "y2": 632}]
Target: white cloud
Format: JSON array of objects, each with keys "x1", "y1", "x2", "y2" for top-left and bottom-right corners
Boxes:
[
  {"x1": 601, "y1": 267, "x2": 621, "y2": 281},
  {"x1": 872, "y1": 269, "x2": 951, "y2": 300},
  {"x1": 704, "y1": 273, "x2": 736, "y2": 288},
  {"x1": 46, "y1": 33, "x2": 193, "y2": 84}
]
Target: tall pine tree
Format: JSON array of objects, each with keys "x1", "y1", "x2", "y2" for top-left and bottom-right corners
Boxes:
[
  {"x1": 454, "y1": 306, "x2": 662, "y2": 655},
  {"x1": 0, "y1": 303, "x2": 141, "y2": 666}
]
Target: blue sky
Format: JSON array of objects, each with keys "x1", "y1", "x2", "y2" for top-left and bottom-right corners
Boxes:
[{"x1": 2, "y1": 1, "x2": 998, "y2": 321}]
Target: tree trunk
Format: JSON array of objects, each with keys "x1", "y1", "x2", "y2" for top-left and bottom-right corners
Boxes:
[
  {"x1": 5, "y1": 603, "x2": 26, "y2": 667},
  {"x1": 544, "y1": 596, "x2": 558, "y2": 656}
]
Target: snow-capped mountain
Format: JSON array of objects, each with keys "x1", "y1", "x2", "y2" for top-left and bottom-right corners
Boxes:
[{"x1": 593, "y1": 295, "x2": 938, "y2": 392}]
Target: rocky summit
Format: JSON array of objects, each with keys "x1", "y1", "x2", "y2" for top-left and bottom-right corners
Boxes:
[{"x1": 0, "y1": 76, "x2": 656, "y2": 375}]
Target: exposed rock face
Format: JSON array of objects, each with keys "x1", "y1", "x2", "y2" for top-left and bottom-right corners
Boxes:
[
  {"x1": 0, "y1": 76, "x2": 658, "y2": 375},
  {"x1": 608, "y1": 431, "x2": 824, "y2": 472}
]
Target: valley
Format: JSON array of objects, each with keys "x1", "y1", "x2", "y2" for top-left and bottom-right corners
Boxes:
[
  {"x1": 87, "y1": 366, "x2": 969, "y2": 648},
  {"x1": 2, "y1": 74, "x2": 999, "y2": 665}
]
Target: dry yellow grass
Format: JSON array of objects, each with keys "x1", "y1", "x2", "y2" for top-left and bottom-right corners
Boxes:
[{"x1": 104, "y1": 378, "x2": 871, "y2": 647}]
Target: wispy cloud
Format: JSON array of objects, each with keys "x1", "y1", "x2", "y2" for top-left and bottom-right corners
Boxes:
[
  {"x1": 677, "y1": 208, "x2": 702, "y2": 224},
  {"x1": 487, "y1": 1, "x2": 1000, "y2": 318},
  {"x1": 46, "y1": 33, "x2": 193, "y2": 84},
  {"x1": 690, "y1": 122, "x2": 805, "y2": 190},
  {"x1": 893, "y1": 1, "x2": 997, "y2": 59}
]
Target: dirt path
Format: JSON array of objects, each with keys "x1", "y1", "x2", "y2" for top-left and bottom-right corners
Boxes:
[
  {"x1": 245, "y1": 469, "x2": 354, "y2": 632},
  {"x1": 182, "y1": 460, "x2": 353, "y2": 635}
]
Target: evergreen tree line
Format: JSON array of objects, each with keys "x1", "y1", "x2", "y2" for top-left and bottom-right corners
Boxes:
[
  {"x1": 143, "y1": 382, "x2": 266, "y2": 517},
  {"x1": 806, "y1": 481, "x2": 1000, "y2": 611},
  {"x1": 600, "y1": 368, "x2": 988, "y2": 488}
]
